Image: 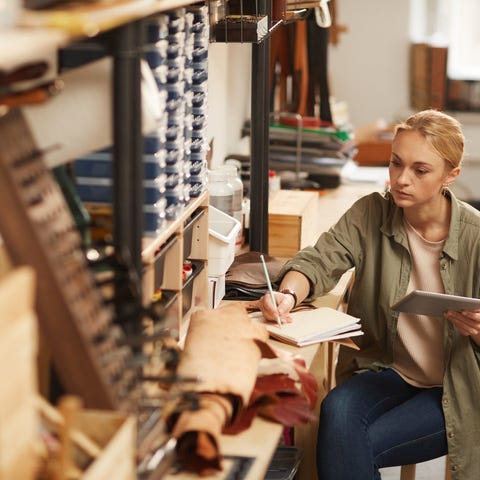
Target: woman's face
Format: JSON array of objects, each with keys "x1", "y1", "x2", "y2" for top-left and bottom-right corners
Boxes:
[{"x1": 388, "y1": 130, "x2": 459, "y2": 209}]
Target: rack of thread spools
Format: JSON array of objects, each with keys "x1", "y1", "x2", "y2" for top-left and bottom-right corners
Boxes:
[{"x1": 63, "y1": 5, "x2": 210, "y2": 238}]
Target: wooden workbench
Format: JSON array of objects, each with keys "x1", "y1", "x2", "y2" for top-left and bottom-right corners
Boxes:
[{"x1": 164, "y1": 182, "x2": 380, "y2": 480}]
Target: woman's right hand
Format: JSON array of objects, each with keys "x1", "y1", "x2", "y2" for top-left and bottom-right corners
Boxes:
[{"x1": 257, "y1": 291, "x2": 295, "y2": 324}]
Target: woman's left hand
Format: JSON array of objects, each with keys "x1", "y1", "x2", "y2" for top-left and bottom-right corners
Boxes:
[{"x1": 444, "y1": 309, "x2": 480, "y2": 345}]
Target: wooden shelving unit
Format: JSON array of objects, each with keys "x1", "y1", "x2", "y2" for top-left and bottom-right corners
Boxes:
[
  {"x1": 0, "y1": 2, "x2": 212, "y2": 477},
  {"x1": 142, "y1": 191, "x2": 210, "y2": 339}
]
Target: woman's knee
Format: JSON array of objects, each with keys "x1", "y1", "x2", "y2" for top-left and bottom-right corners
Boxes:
[{"x1": 320, "y1": 382, "x2": 359, "y2": 423}]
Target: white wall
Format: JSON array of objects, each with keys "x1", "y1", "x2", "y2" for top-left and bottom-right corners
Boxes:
[
  {"x1": 207, "y1": 1, "x2": 480, "y2": 166},
  {"x1": 328, "y1": 0, "x2": 410, "y2": 127},
  {"x1": 207, "y1": 43, "x2": 252, "y2": 168},
  {"x1": 207, "y1": 0, "x2": 413, "y2": 166}
]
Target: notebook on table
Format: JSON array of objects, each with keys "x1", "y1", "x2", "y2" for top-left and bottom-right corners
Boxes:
[{"x1": 265, "y1": 307, "x2": 363, "y2": 347}]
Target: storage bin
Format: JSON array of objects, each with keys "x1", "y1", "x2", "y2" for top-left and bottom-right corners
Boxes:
[
  {"x1": 208, "y1": 273, "x2": 225, "y2": 308},
  {"x1": 74, "y1": 152, "x2": 166, "y2": 180},
  {"x1": 86, "y1": 201, "x2": 167, "y2": 239},
  {"x1": 76, "y1": 177, "x2": 166, "y2": 204},
  {"x1": 143, "y1": 203, "x2": 167, "y2": 237},
  {"x1": 59, "y1": 43, "x2": 106, "y2": 70},
  {"x1": 182, "y1": 259, "x2": 205, "y2": 316},
  {"x1": 208, "y1": 205, "x2": 241, "y2": 275},
  {"x1": 153, "y1": 234, "x2": 177, "y2": 288}
]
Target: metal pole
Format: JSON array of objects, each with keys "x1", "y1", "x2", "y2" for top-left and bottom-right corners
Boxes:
[
  {"x1": 111, "y1": 21, "x2": 143, "y2": 278},
  {"x1": 249, "y1": 0, "x2": 271, "y2": 254}
]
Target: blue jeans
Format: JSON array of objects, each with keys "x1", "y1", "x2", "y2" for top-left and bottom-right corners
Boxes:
[{"x1": 316, "y1": 368, "x2": 447, "y2": 480}]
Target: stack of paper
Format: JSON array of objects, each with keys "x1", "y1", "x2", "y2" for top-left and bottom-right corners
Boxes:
[{"x1": 266, "y1": 307, "x2": 363, "y2": 347}]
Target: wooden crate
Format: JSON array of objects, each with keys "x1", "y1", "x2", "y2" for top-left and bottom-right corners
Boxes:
[
  {"x1": 268, "y1": 190, "x2": 319, "y2": 258},
  {"x1": 80, "y1": 409, "x2": 136, "y2": 480},
  {"x1": 37, "y1": 395, "x2": 137, "y2": 480},
  {"x1": 0, "y1": 267, "x2": 39, "y2": 480}
]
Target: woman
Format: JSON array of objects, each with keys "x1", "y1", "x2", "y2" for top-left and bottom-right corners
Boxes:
[{"x1": 259, "y1": 109, "x2": 480, "y2": 479}]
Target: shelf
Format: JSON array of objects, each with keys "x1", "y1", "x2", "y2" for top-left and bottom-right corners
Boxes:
[
  {"x1": 19, "y1": 0, "x2": 201, "y2": 35},
  {"x1": 142, "y1": 190, "x2": 209, "y2": 264},
  {"x1": 0, "y1": 0, "x2": 202, "y2": 68},
  {"x1": 0, "y1": 29, "x2": 68, "y2": 69},
  {"x1": 212, "y1": 14, "x2": 269, "y2": 43}
]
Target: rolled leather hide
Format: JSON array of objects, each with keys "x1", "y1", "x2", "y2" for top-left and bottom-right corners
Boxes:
[{"x1": 164, "y1": 302, "x2": 318, "y2": 475}]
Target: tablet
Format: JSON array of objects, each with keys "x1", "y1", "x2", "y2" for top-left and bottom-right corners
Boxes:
[{"x1": 391, "y1": 290, "x2": 480, "y2": 318}]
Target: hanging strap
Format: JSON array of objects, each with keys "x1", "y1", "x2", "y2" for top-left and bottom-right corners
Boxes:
[{"x1": 306, "y1": 11, "x2": 332, "y2": 123}]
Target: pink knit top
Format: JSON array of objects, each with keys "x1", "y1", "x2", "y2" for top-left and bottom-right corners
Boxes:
[{"x1": 392, "y1": 219, "x2": 446, "y2": 387}]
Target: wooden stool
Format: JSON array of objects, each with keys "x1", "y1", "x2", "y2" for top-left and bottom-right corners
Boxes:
[
  {"x1": 400, "y1": 456, "x2": 451, "y2": 480},
  {"x1": 400, "y1": 464, "x2": 416, "y2": 480}
]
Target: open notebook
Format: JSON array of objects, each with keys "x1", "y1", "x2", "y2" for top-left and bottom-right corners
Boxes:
[{"x1": 265, "y1": 307, "x2": 363, "y2": 347}]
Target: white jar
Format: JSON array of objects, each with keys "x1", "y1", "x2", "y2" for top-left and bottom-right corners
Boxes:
[
  {"x1": 208, "y1": 169, "x2": 234, "y2": 217},
  {"x1": 269, "y1": 169, "x2": 281, "y2": 196},
  {"x1": 219, "y1": 164, "x2": 243, "y2": 214}
]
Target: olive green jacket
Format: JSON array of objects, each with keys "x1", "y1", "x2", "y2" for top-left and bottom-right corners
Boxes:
[{"x1": 277, "y1": 190, "x2": 480, "y2": 480}]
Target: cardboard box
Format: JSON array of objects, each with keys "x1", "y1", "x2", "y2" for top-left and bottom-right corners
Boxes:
[
  {"x1": 353, "y1": 139, "x2": 392, "y2": 166},
  {"x1": 353, "y1": 122, "x2": 394, "y2": 166},
  {"x1": 268, "y1": 190, "x2": 318, "y2": 258}
]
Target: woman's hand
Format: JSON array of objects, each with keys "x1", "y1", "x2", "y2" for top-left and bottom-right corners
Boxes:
[
  {"x1": 444, "y1": 309, "x2": 480, "y2": 345},
  {"x1": 258, "y1": 291, "x2": 296, "y2": 324}
]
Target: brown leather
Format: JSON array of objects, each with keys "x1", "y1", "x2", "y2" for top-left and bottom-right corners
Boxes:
[
  {"x1": 225, "y1": 251, "x2": 285, "y2": 288},
  {"x1": 294, "y1": 20, "x2": 309, "y2": 117},
  {"x1": 270, "y1": 24, "x2": 292, "y2": 112}
]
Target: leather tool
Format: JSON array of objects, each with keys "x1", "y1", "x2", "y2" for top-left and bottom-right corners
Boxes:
[
  {"x1": 0, "y1": 79, "x2": 64, "y2": 108},
  {"x1": 0, "y1": 61, "x2": 49, "y2": 87}
]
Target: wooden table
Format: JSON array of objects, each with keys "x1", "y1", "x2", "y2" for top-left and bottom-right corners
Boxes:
[
  {"x1": 161, "y1": 270, "x2": 353, "y2": 480},
  {"x1": 165, "y1": 183, "x2": 380, "y2": 480}
]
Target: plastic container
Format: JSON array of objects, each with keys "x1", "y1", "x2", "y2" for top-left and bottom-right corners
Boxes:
[
  {"x1": 143, "y1": 202, "x2": 167, "y2": 236},
  {"x1": 76, "y1": 177, "x2": 165, "y2": 204},
  {"x1": 218, "y1": 164, "x2": 244, "y2": 252},
  {"x1": 269, "y1": 169, "x2": 281, "y2": 195},
  {"x1": 208, "y1": 169, "x2": 234, "y2": 217},
  {"x1": 152, "y1": 234, "x2": 176, "y2": 286},
  {"x1": 208, "y1": 205, "x2": 241, "y2": 276},
  {"x1": 74, "y1": 152, "x2": 166, "y2": 180},
  {"x1": 182, "y1": 260, "x2": 204, "y2": 316}
]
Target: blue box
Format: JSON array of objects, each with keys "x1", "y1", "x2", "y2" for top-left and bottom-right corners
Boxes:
[
  {"x1": 74, "y1": 152, "x2": 166, "y2": 180},
  {"x1": 76, "y1": 177, "x2": 166, "y2": 204}
]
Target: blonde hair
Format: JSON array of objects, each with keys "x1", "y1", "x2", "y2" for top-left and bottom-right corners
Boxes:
[{"x1": 394, "y1": 109, "x2": 465, "y2": 169}]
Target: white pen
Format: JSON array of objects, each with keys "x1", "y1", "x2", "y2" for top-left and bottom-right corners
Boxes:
[{"x1": 260, "y1": 254, "x2": 282, "y2": 329}]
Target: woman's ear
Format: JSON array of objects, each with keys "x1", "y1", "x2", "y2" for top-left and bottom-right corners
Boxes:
[{"x1": 446, "y1": 167, "x2": 461, "y2": 185}]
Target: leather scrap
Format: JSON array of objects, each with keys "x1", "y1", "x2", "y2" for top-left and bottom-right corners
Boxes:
[{"x1": 163, "y1": 302, "x2": 318, "y2": 475}]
